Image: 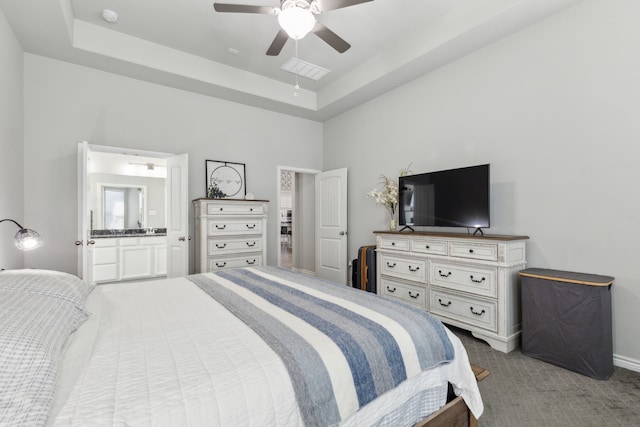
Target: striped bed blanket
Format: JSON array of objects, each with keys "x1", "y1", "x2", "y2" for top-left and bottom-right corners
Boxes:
[{"x1": 188, "y1": 267, "x2": 454, "y2": 427}]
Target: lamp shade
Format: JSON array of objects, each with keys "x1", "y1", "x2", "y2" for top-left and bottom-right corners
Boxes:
[
  {"x1": 278, "y1": 6, "x2": 315, "y2": 40},
  {"x1": 14, "y1": 228, "x2": 43, "y2": 251},
  {"x1": 1, "y1": 219, "x2": 43, "y2": 251}
]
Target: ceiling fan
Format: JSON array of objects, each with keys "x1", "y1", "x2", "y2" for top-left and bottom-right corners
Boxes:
[{"x1": 213, "y1": 0, "x2": 374, "y2": 56}]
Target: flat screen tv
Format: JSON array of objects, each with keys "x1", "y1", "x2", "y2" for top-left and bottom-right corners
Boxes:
[{"x1": 398, "y1": 164, "x2": 490, "y2": 233}]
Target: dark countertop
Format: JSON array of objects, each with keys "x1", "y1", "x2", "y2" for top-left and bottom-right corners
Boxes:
[
  {"x1": 93, "y1": 234, "x2": 167, "y2": 238},
  {"x1": 91, "y1": 228, "x2": 167, "y2": 238}
]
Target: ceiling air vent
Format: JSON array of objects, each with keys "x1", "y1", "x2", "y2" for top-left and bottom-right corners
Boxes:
[{"x1": 281, "y1": 58, "x2": 330, "y2": 81}]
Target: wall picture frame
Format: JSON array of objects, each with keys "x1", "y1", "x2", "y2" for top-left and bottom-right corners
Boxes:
[{"x1": 205, "y1": 160, "x2": 246, "y2": 199}]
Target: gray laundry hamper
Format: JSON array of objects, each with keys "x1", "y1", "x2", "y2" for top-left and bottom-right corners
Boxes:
[{"x1": 518, "y1": 268, "x2": 614, "y2": 380}]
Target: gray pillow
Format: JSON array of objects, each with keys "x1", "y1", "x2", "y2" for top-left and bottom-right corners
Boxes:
[
  {"x1": 0, "y1": 290, "x2": 89, "y2": 426},
  {"x1": 0, "y1": 269, "x2": 94, "y2": 310}
]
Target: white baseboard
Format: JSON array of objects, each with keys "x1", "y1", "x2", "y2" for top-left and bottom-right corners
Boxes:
[{"x1": 614, "y1": 353, "x2": 640, "y2": 373}]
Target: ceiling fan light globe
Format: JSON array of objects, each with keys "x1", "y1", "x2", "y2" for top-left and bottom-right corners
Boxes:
[{"x1": 278, "y1": 7, "x2": 315, "y2": 40}]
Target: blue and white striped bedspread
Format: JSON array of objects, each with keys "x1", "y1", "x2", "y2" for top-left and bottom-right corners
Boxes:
[{"x1": 189, "y1": 267, "x2": 454, "y2": 427}]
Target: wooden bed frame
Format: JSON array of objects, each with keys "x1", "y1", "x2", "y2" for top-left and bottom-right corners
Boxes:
[{"x1": 415, "y1": 365, "x2": 489, "y2": 427}]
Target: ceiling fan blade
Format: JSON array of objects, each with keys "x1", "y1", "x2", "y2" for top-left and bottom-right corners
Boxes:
[
  {"x1": 213, "y1": 3, "x2": 276, "y2": 14},
  {"x1": 315, "y1": 0, "x2": 374, "y2": 12},
  {"x1": 312, "y1": 23, "x2": 350, "y2": 53},
  {"x1": 266, "y1": 29, "x2": 289, "y2": 56}
]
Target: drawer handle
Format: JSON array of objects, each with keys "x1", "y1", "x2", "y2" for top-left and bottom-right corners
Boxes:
[
  {"x1": 391, "y1": 242, "x2": 395, "y2": 246},
  {"x1": 246, "y1": 259, "x2": 256, "y2": 265},
  {"x1": 216, "y1": 243, "x2": 226, "y2": 249},
  {"x1": 216, "y1": 262, "x2": 226, "y2": 268},
  {"x1": 246, "y1": 224, "x2": 256, "y2": 229},
  {"x1": 246, "y1": 242, "x2": 256, "y2": 247},
  {"x1": 250, "y1": 208, "x2": 254, "y2": 212},
  {"x1": 438, "y1": 270, "x2": 452, "y2": 278},
  {"x1": 386, "y1": 286, "x2": 396, "y2": 293},
  {"x1": 438, "y1": 298, "x2": 452, "y2": 307},
  {"x1": 408, "y1": 266, "x2": 420, "y2": 272},
  {"x1": 408, "y1": 291, "x2": 420, "y2": 299},
  {"x1": 219, "y1": 208, "x2": 224, "y2": 211},
  {"x1": 215, "y1": 224, "x2": 226, "y2": 230},
  {"x1": 470, "y1": 275, "x2": 486, "y2": 284},
  {"x1": 470, "y1": 307, "x2": 486, "y2": 316},
  {"x1": 386, "y1": 262, "x2": 397, "y2": 268},
  {"x1": 469, "y1": 249, "x2": 474, "y2": 253},
  {"x1": 425, "y1": 245, "x2": 430, "y2": 249}
]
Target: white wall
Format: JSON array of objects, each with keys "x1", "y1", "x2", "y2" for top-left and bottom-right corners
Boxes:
[
  {"x1": 23, "y1": 54, "x2": 323, "y2": 274},
  {"x1": 324, "y1": 0, "x2": 640, "y2": 364},
  {"x1": 0, "y1": 9, "x2": 24, "y2": 270}
]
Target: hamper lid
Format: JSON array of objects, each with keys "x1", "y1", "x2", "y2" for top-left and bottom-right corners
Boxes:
[{"x1": 519, "y1": 268, "x2": 614, "y2": 287}]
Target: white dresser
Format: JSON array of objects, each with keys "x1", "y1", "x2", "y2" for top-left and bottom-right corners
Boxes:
[
  {"x1": 375, "y1": 231, "x2": 528, "y2": 353},
  {"x1": 194, "y1": 198, "x2": 269, "y2": 273}
]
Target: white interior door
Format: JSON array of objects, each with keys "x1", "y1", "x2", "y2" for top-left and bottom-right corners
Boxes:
[
  {"x1": 315, "y1": 168, "x2": 348, "y2": 284},
  {"x1": 77, "y1": 141, "x2": 92, "y2": 281},
  {"x1": 166, "y1": 153, "x2": 189, "y2": 277}
]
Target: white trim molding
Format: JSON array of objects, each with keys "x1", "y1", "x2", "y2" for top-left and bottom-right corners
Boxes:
[{"x1": 614, "y1": 353, "x2": 640, "y2": 373}]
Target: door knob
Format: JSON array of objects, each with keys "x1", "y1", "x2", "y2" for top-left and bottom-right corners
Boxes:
[
  {"x1": 88, "y1": 240, "x2": 96, "y2": 245},
  {"x1": 339, "y1": 231, "x2": 347, "y2": 236},
  {"x1": 178, "y1": 236, "x2": 186, "y2": 241},
  {"x1": 75, "y1": 240, "x2": 83, "y2": 246}
]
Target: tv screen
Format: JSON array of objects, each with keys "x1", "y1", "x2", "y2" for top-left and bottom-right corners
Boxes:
[{"x1": 398, "y1": 164, "x2": 490, "y2": 229}]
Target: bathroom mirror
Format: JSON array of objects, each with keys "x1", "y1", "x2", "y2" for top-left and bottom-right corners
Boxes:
[
  {"x1": 98, "y1": 184, "x2": 147, "y2": 230},
  {"x1": 89, "y1": 151, "x2": 167, "y2": 232}
]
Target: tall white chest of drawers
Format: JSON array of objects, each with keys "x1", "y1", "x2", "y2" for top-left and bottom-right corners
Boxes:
[
  {"x1": 194, "y1": 198, "x2": 269, "y2": 273},
  {"x1": 375, "y1": 231, "x2": 528, "y2": 353}
]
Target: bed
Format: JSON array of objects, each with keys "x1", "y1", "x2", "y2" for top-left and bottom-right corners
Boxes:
[{"x1": 0, "y1": 267, "x2": 483, "y2": 426}]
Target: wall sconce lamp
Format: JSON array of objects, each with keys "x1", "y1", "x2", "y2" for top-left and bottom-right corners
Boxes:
[{"x1": 0, "y1": 219, "x2": 43, "y2": 251}]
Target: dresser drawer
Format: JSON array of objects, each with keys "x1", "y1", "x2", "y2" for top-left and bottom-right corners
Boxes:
[
  {"x1": 411, "y1": 238, "x2": 447, "y2": 255},
  {"x1": 380, "y1": 277, "x2": 426, "y2": 309},
  {"x1": 140, "y1": 236, "x2": 166, "y2": 245},
  {"x1": 379, "y1": 254, "x2": 427, "y2": 283},
  {"x1": 206, "y1": 203, "x2": 265, "y2": 215},
  {"x1": 207, "y1": 254, "x2": 262, "y2": 271},
  {"x1": 450, "y1": 242, "x2": 498, "y2": 261},
  {"x1": 120, "y1": 237, "x2": 140, "y2": 246},
  {"x1": 207, "y1": 219, "x2": 262, "y2": 236},
  {"x1": 377, "y1": 235, "x2": 410, "y2": 251},
  {"x1": 93, "y1": 238, "x2": 117, "y2": 248},
  {"x1": 207, "y1": 238, "x2": 261, "y2": 255},
  {"x1": 430, "y1": 288, "x2": 497, "y2": 332},
  {"x1": 430, "y1": 261, "x2": 497, "y2": 297}
]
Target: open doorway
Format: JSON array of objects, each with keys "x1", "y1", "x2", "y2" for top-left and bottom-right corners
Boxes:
[
  {"x1": 277, "y1": 166, "x2": 320, "y2": 275},
  {"x1": 78, "y1": 143, "x2": 189, "y2": 284}
]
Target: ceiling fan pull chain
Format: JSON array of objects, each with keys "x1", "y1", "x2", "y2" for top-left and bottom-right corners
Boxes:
[{"x1": 294, "y1": 39, "x2": 300, "y2": 96}]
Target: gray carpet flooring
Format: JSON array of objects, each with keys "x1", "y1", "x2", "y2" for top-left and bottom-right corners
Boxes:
[{"x1": 451, "y1": 327, "x2": 640, "y2": 426}]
